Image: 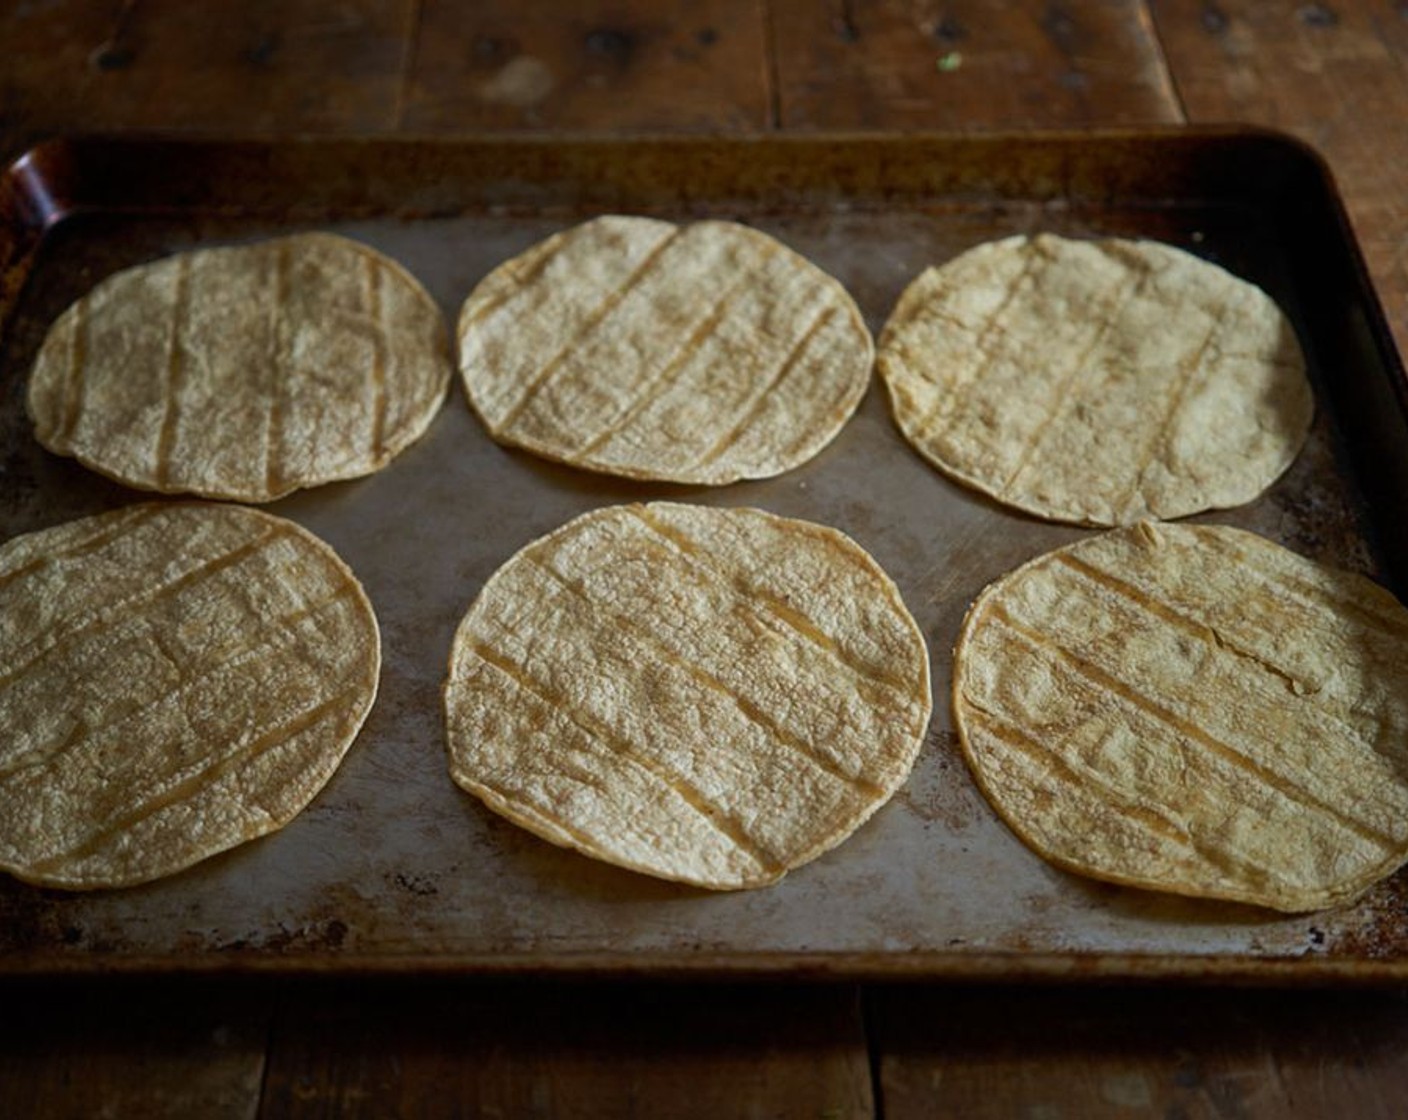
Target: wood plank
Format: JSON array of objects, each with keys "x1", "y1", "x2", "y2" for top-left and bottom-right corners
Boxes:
[
  {"x1": 768, "y1": 0, "x2": 1184, "y2": 128},
  {"x1": 70, "y1": 0, "x2": 416, "y2": 133},
  {"x1": 400, "y1": 1, "x2": 771, "y2": 132},
  {"x1": 4, "y1": 1, "x2": 1198, "y2": 144},
  {"x1": 0, "y1": 0, "x2": 417, "y2": 149},
  {"x1": 0, "y1": 0, "x2": 127, "y2": 155},
  {"x1": 872, "y1": 986, "x2": 1408, "y2": 1119},
  {"x1": 1151, "y1": 0, "x2": 1408, "y2": 357},
  {"x1": 257, "y1": 980, "x2": 873, "y2": 1119},
  {"x1": 0, "y1": 978, "x2": 269, "y2": 1119}
]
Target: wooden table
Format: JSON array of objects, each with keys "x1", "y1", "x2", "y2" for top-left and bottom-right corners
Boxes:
[{"x1": 3, "y1": 3, "x2": 1408, "y2": 1115}]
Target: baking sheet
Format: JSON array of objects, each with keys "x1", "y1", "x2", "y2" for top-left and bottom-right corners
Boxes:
[{"x1": 2, "y1": 131, "x2": 1407, "y2": 981}]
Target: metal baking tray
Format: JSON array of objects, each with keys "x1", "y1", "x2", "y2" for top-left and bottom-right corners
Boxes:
[{"x1": 2, "y1": 130, "x2": 1407, "y2": 982}]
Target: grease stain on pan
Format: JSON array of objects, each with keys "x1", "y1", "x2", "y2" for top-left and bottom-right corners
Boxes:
[
  {"x1": 1325, "y1": 873, "x2": 1408, "y2": 960},
  {"x1": 895, "y1": 729, "x2": 989, "y2": 833}
]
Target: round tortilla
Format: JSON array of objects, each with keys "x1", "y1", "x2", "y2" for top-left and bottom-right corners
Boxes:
[
  {"x1": 443, "y1": 501, "x2": 932, "y2": 889},
  {"x1": 878, "y1": 234, "x2": 1313, "y2": 526},
  {"x1": 456, "y1": 215, "x2": 873, "y2": 484},
  {"x1": 0, "y1": 502, "x2": 381, "y2": 889},
  {"x1": 28, "y1": 232, "x2": 451, "y2": 502},
  {"x1": 952, "y1": 520, "x2": 1408, "y2": 912}
]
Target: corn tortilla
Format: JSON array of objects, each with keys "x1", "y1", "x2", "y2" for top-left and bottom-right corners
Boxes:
[
  {"x1": 28, "y1": 232, "x2": 451, "y2": 502},
  {"x1": 443, "y1": 501, "x2": 932, "y2": 889},
  {"x1": 952, "y1": 520, "x2": 1408, "y2": 912},
  {"x1": 0, "y1": 502, "x2": 381, "y2": 890},
  {"x1": 456, "y1": 216, "x2": 873, "y2": 484},
  {"x1": 878, "y1": 234, "x2": 1313, "y2": 526}
]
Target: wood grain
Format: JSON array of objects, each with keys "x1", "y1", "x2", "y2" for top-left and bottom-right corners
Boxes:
[
  {"x1": 401, "y1": 1, "x2": 770, "y2": 131},
  {"x1": 90, "y1": 0, "x2": 415, "y2": 133},
  {"x1": 257, "y1": 981, "x2": 873, "y2": 1119},
  {"x1": 1151, "y1": 0, "x2": 1408, "y2": 364},
  {"x1": 0, "y1": 0, "x2": 120, "y2": 154},
  {"x1": 873, "y1": 986, "x2": 1408, "y2": 1119},
  {"x1": 0, "y1": 0, "x2": 416, "y2": 141},
  {"x1": 768, "y1": 0, "x2": 1185, "y2": 128},
  {"x1": 0, "y1": 979, "x2": 269, "y2": 1119}
]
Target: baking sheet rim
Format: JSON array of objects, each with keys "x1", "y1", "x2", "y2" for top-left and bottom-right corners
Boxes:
[{"x1": 2, "y1": 127, "x2": 1406, "y2": 985}]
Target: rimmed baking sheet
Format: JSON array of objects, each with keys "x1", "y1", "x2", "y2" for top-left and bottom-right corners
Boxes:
[{"x1": 2, "y1": 130, "x2": 1407, "y2": 981}]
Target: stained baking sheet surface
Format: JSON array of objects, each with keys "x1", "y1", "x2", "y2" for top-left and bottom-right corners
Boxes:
[{"x1": 1, "y1": 132, "x2": 1406, "y2": 979}]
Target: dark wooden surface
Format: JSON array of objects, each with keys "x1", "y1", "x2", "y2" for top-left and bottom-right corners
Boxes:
[{"x1": 4, "y1": 2, "x2": 1408, "y2": 1115}]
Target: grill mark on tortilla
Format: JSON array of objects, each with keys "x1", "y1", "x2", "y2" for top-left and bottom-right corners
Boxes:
[
  {"x1": 969, "y1": 705, "x2": 1299, "y2": 887},
  {"x1": 529, "y1": 555, "x2": 887, "y2": 798},
  {"x1": 0, "y1": 586, "x2": 358, "y2": 781},
  {"x1": 1053, "y1": 551, "x2": 1313, "y2": 693},
  {"x1": 59, "y1": 297, "x2": 89, "y2": 444},
  {"x1": 1000, "y1": 246, "x2": 1155, "y2": 498},
  {"x1": 574, "y1": 250, "x2": 778, "y2": 457},
  {"x1": 23, "y1": 686, "x2": 361, "y2": 876},
  {"x1": 1115, "y1": 291, "x2": 1236, "y2": 520},
  {"x1": 1251, "y1": 563, "x2": 1408, "y2": 643},
  {"x1": 0, "y1": 526, "x2": 287, "y2": 692},
  {"x1": 0, "y1": 505, "x2": 166, "y2": 595},
  {"x1": 264, "y1": 240, "x2": 290, "y2": 496},
  {"x1": 365, "y1": 253, "x2": 389, "y2": 458},
  {"x1": 0, "y1": 717, "x2": 91, "y2": 786},
  {"x1": 152, "y1": 253, "x2": 193, "y2": 488},
  {"x1": 457, "y1": 232, "x2": 574, "y2": 332},
  {"x1": 467, "y1": 639, "x2": 783, "y2": 873},
  {"x1": 766, "y1": 322, "x2": 874, "y2": 466},
  {"x1": 692, "y1": 300, "x2": 839, "y2": 471},
  {"x1": 468, "y1": 758, "x2": 773, "y2": 881},
  {"x1": 494, "y1": 227, "x2": 684, "y2": 433},
  {"x1": 467, "y1": 770, "x2": 645, "y2": 856},
  {"x1": 968, "y1": 709, "x2": 1191, "y2": 850},
  {"x1": 983, "y1": 601, "x2": 1401, "y2": 852},
  {"x1": 1063, "y1": 543, "x2": 1408, "y2": 651},
  {"x1": 1190, "y1": 525, "x2": 1408, "y2": 637},
  {"x1": 1051, "y1": 549, "x2": 1400, "y2": 718},
  {"x1": 628, "y1": 505, "x2": 914, "y2": 701},
  {"x1": 968, "y1": 712, "x2": 1188, "y2": 845},
  {"x1": 911, "y1": 240, "x2": 1045, "y2": 442}
]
